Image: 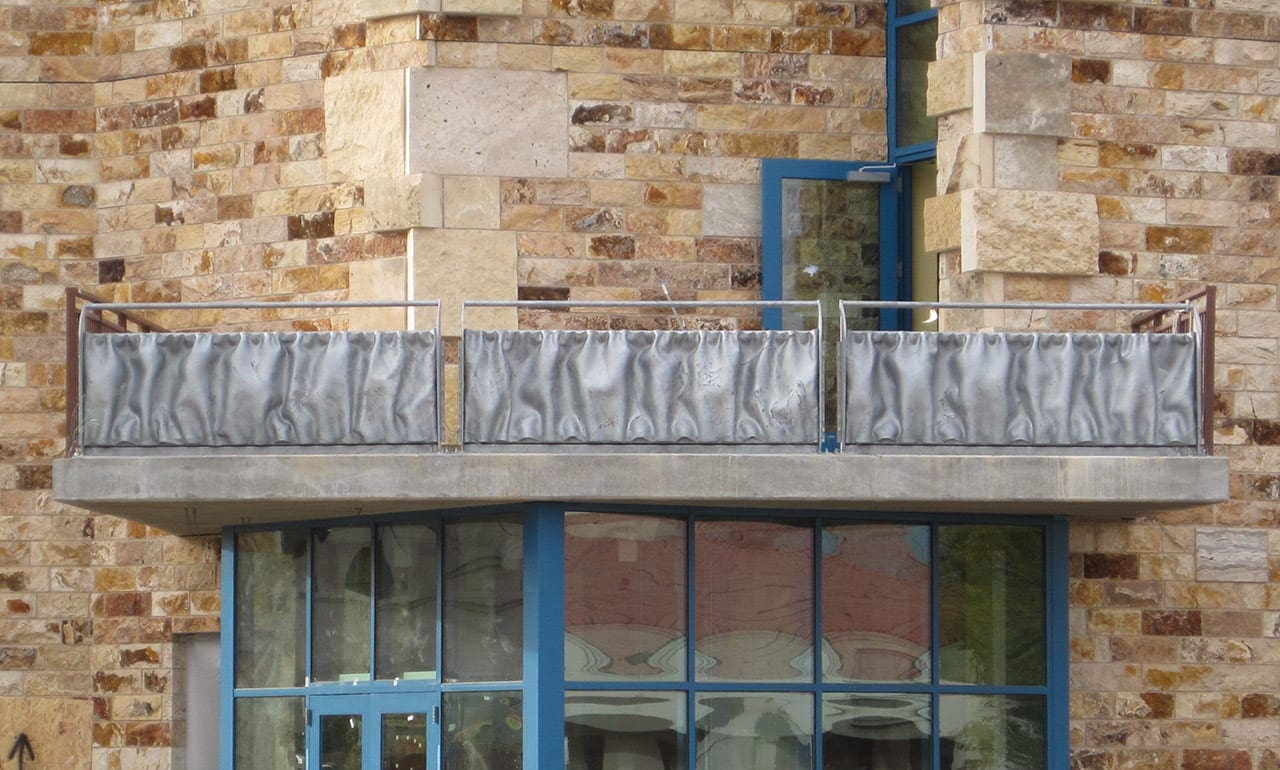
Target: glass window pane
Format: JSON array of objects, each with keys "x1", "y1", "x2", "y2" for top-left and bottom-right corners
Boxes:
[
  {"x1": 320, "y1": 714, "x2": 363, "y2": 770},
  {"x1": 939, "y1": 695, "x2": 1046, "y2": 770},
  {"x1": 695, "y1": 693, "x2": 812, "y2": 770},
  {"x1": 444, "y1": 516, "x2": 523, "y2": 682},
  {"x1": 235, "y1": 531, "x2": 307, "y2": 689},
  {"x1": 565, "y1": 512, "x2": 686, "y2": 682},
  {"x1": 377, "y1": 524, "x2": 438, "y2": 680},
  {"x1": 567, "y1": 691, "x2": 686, "y2": 770},
  {"x1": 822, "y1": 525, "x2": 930, "y2": 682},
  {"x1": 313, "y1": 527, "x2": 373, "y2": 683},
  {"x1": 383, "y1": 713, "x2": 428, "y2": 770},
  {"x1": 780, "y1": 178, "x2": 883, "y2": 334},
  {"x1": 823, "y1": 693, "x2": 930, "y2": 770},
  {"x1": 234, "y1": 697, "x2": 305, "y2": 770},
  {"x1": 895, "y1": 19, "x2": 938, "y2": 149},
  {"x1": 695, "y1": 520, "x2": 813, "y2": 682},
  {"x1": 896, "y1": 0, "x2": 933, "y2": 17},
  {"x1": 939, "y1": 526, "x2": 1045, "y2": 686},
  {"x1": 443, "y1": 691, "x2": 523, "y2": 770}
]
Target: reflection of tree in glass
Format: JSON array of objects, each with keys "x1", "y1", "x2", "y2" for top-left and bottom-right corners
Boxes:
[
  {"x1": 938, "y1": 526, "x2": 1045, "y2": 687},
  {"x1": 444, "y1": 693, "x2": 523, "y2": 770}
]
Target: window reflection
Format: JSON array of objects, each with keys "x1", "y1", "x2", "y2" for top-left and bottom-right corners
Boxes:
[
  {"x1": 444, "y1": 517, "x2": 523, "y2": 682},
  {"x1": 565, "y1": 513, "x2": 686, "y2": 681},
  {"x1": 313, "y1": 527, "x2": 373, "y2": 682},
  {"x1": 938, "y1": 526, "x2": 1045, "y2": 686},
  {"x1": 377, "y1": 524, "x2": 437, "y2": 680},
  {"x1": 443, "y1": 692, "x2": 523, "y2": 770},
  {"x1": 940, "y1": 695, "x2": 1046, "y2": 769},
  {"x1": 823, "y1": 694, "x2": 930, "y2": 770},
  {"x1": 567, "y1": 692, "x2": 685, "y2": 770},
  {"x1": 696, "y1": 520, "x2": 813, "y2": 682},
  {"x1": 822, "y1": 525, "x2": 930, "y2": 682},
  {"x1": 234, "y1": 697, "x2": 305, "y2": 770},
  {"x1": 235, "y1": 530, "x2": 307, "y2": 689},
  {"x1": 696, "y1": 693, "x2": 812, "y2": 770}
]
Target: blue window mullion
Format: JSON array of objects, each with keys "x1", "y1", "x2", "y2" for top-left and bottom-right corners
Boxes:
[
  {"x1": 305, "y1": 526, "x2": 314, "y2": 688},
  {"x1": 524, "y1": 505, "x2": 564, "y2": 770},
  {"x1": 930, "y1": 523, "x2": 941, "y2": 768},
  {"x1": 813, "y1": 517, "x2": 824, "y2": 770},
  {"x1": 686, "y1": 515, "x2": 697, "y2": 770},
  {"x1": 368, "y1": 524, "x2": 377, "y2": 682},
  {"x1": 221, "y1": 529, "x2": 236, "y2": 770},
  {"x1": 1048, "y1": 518, "x2": 1070, "y2": 768}
]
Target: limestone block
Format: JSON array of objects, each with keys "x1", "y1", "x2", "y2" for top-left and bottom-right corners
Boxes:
[
  {"x1": 1196, "y1": 528, "x2": 1269, "y2": 582},
  {"x1": 960, "y1": 188, "x2": 1099, "y2": 276},
  {"x1": 992, "y1": 135, "x2": 1060, "y2": 191},
  {"x1": 927, "y1": 56, "x2": 971, "y2": 117},
  {"x1": 412, "y1": 227, "x2": 518, "y2": 336},
  {"x1": 922, "y1": 193, "x2": 961, "y2": 254},
  {"x1": 975, "y1": 51, "x2": 1073, "y2": 138},
  {"x1": 359, "y1": 0, "x2": 440, "y2": 17},
  {"x1": 443, "y1": 0, "x2": 521, "y2": 14},
  {"x1": 409, "y1": 69, "x2": 568, "y2": 179},
  {"x1": 349, "y1": 257, "x2": 408, "y2": 331},
  {"x1": 702, "y1": 184, "x2": 759, "y2": 237},
  {"x1": 443, "y1": 176, "x2": 500, "y2": 229},
  {"x1": 365, "y1": 174, "x2": 443, "y2": 231},
  {"x1": 324, "y1": 69, "x2": 406, "y2": 183},
  {"x1": 0, "y1": 697, "x2": 91, "y2": 770}
]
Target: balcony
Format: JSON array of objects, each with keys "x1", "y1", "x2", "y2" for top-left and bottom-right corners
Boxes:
[{"x1": 53, "y1": 294, "x2": 1228, "y2": 534}]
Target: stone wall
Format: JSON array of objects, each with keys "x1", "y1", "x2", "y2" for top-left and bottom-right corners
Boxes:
[
  {"x1": 3, "y1": 0, "x2": 1280, "y2": 769},
  {"x1": 2, "y1": 0, "x2": 890, "y2": 769},
  {"x1": 926, "y1": 1, "x2": 1280, "y2": 768}
]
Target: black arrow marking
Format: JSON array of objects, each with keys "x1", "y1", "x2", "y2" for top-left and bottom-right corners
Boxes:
[{"x1": 8, "y1": 733, "x2": 34, "y2": 770}]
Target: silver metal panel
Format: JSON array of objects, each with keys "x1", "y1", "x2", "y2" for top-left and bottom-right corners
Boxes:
[
  {"x1": 464, "y1": 329, "x2": 820, "y2": 445},
  {"x1": 82, "y1": 331, "x2": 438, "y2": 448},
  {"x1": 843, "y1": 331, "x2": 1198, "y2": 447}
]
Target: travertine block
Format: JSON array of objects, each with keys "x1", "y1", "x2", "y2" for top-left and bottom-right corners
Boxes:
[
  {"x1": 359, "y1": 0, "x2": 440, "y2": 17},
  {"x1": 975, "y1": 50, "x2": 1073, "y2": 137},
  {"x1": 365, "y1": 174, "x2": 443, "y2": 231},
  {"x1": 412, "y1": 228, "x2": 517, "y2": 336},
  {"x1": 409, "y1": 68, "x2": 568, "y2": 179},
  {"x1": 993, "y1": 135, "x2": 1060, "y2": 190},
  {"x1": 1197, "y1": 529, "x2": 1270, "y2": 583},
  {"x1": 348, "y1": 257, "x2": 408, "y2": 331},
  {"x1": 443, "y1": 177, "x2": 500, "y2": 229},
  {"x1": 927, "y1": 56, "x2": 972, "y2": 117},
  {"x1": 701, "y1": 184, "x2": 758, "y2": 237},
  {"x1": 443, "y1": 0, "x2": 521, "y2": 14},
  {"x1": 922, "y1": 193, "x2": 961, "y2": 254},
  {"x1": 324, "y1": 69, "x2": 406, "y2": 183},
  {"x1": 0, "y1": 698, "x2": 91, "y2": 770},
  {"x1": 960, "y1": 188, "x2": 1099, "y2": 275}
]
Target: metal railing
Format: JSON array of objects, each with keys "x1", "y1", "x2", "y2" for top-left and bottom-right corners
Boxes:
[
  {"x1": 68, "y1": 299, "x2": 441, "y2": 455},
  {"x1": 838, "y1": 298, "x2": 1210, "y2": 454},
  {"x1": 461, "y1": 300, "x2": 825, "y2": 450}
]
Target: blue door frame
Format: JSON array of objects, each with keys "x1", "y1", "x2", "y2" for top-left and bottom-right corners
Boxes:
[
  {"x1": 761, "y1": 158, "x2": 908, "y2": 332},
  {"x1": 308, "y1": 692, "x2": 440, "y2": 770}
]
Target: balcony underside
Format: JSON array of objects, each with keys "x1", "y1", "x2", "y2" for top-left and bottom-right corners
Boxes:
[{"x1": 54, "y1": 450, "x2": 1229, "y2": 536}]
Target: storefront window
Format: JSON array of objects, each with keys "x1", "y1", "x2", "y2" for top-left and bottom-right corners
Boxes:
[{"x1": 227, "y1": 507, "x2": 1063, "y2": 770}]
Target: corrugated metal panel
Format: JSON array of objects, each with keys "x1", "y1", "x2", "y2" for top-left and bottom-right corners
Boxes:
[
  {"x1": 82, "y1": 331, "x2": 438, "y2": 448},
  {"x1": 842, "y1": 331, "x2": 1198, "y2": 447},
  {"x1": 464, "y1": 329, "x2": 820, "y2": 445}
]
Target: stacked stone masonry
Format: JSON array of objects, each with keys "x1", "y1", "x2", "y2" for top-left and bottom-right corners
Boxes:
[{"x1": 0, "y1": 0, "x2": 1278, "y2": 768}]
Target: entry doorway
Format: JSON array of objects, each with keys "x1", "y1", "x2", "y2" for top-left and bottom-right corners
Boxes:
[{"x1": 309, "y1": 693, "x2": 439, "y2": 770}]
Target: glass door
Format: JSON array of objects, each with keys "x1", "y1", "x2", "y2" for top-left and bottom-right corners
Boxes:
[{"x1": 309, "y1": 693, "x2": 438, "y2": 770}]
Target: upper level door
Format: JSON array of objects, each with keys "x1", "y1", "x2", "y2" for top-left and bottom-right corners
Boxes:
[{"x1": 309, "y1": 693, "x2": 439, "y2": 770}]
